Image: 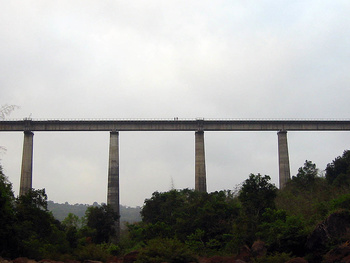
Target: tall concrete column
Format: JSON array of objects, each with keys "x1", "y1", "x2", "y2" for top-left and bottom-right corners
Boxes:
[
  {"x1": 107, "y1": 131, "x2": 120, "y2": 242},
  {"x1": 20, "y1": 131, "x2": 34, "y2": 196},
  {"x1": 278, "y1": 130, "x2": 291, "y2": 189},
  {"x1": 195, "y1": 131, "x2": 207, "y2": 192}
]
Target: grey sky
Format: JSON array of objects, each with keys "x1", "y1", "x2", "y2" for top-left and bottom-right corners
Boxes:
[{"x1": 1, "y1": 1, "x2": 350, "y2": 206}]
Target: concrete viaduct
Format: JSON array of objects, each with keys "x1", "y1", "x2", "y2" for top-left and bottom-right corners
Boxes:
[{"x1": 1, "y1": 118, "x2": 350, "y2": 239}]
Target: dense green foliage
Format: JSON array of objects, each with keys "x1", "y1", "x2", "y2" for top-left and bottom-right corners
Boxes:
[
  {"x1": 128, "y1": 153, "x2": 350, "y2": 261},
  {"x1": 0, "y1": 166, "x2": 17, "y2": 257},
  {"x1": 0, "y1": 165, "x2": 121, "y2": 260},
  {"x1": 257, "y1": 209, "x2": 307, "y2": 255},
  {"x1": 2, "y1": 149, "x2": 350, "y2": 261},
  {"x1": 129, "y1": 189, "x2": 240, "y2": 254},
  {"x1": 291, "y1": 160, "x2": 318, "y2": 188},
  {"x1": 0, "y1": 185, "x2": 71, "y2": 258},
  {"x1": 326, "y1": 150, "x2": 350, "y2": 186},
  {"x1": 238, "y1": 174, "x2": 277, "y2": 219},
  {"x1": 15, "y1": 189, "x2": 69, "y2": 259},
  {"x1": 84, "y1": 204, "x2": 118, "y2": 244},
  {"x1": 276, "y1": 159, "x2": 350, "y2": 225},
  {"x1": 136, "y1": 238, "x2": 197, "y2": 263},
  {"x1": 235, "y1": 174, "x2": 278, "y2": 245}
]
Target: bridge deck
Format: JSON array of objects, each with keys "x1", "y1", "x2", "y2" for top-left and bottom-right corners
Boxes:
[{"x1": 1, "y1": 119, "x2": 350, "y2": 131}]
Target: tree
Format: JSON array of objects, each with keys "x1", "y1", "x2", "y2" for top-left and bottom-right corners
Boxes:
[
  {"x1": 0, "y1": 165, "x2": 17, "y2": 257},
  {"x1": 326, "y1": 150, "x2": 350, "y2": 186},
  {"x1": 132, "y1": 189, "x2": 240, "y2": 252},
  {"x1": 0, "y1": 169, "x2": 82, "y2": 259},
  {"x1": 276, "y1": 158, "x2": 350, "y2": 229},
  {"x1": 290, "y1": 160, "x2": 319, "y2": 188},
  {"x1": 236, "y1": 174, "x2": 277, "y2": 245},
  {"x1": 141, "y1": 189, "x2": 186, "y2": 226},
  {"x1": 16, "y1": 188, "x2": 48, "y2": 211},
  {"x1": 238, "y1": 173, "x2": 277, "y2": 219},
  {"x1": 257, "y1": 208, "x2": 307, "y2": 256},
  {"x1": 62, "y1": 212, "x2": 80, "y2": 229},
  {"x1": 84, "y1": 204, "x2": 119, "y2": 244},
  {"x1": 15, "y1": 189, "x2": 69, "y2": 259},
  {"x1": 62, "y1": 213, "x2": 80, "y2": 249}
]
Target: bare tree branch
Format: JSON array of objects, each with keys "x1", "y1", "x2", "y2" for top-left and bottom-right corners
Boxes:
[
  {"x1": 0, "y1": 104, "x2": 19, "y2": 120},
  {"x1": 0, "y1": 104, "x2": 19, "y2": 155}
]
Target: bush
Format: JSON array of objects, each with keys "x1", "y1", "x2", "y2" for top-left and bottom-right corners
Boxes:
[
  {"x1": 74, "y1": 243, "x2": 109, "y2": 262},
  {"x1": 330, "y1": 193, "x2": 350, "y2": 211},
  {"x1": 136, "y1": 238, "x2": 197, "y2": 263},
  {"x1": 257, "y1": 209, "x2": 308, "y2": 256},
  {"x1": 252, "y1": 252, "x2": 292, "y2": 263}
]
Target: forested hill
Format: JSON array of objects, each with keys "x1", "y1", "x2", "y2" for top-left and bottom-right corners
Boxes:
[{"x1": 47, "y1": 200, "x2": 141, "y2": 224}]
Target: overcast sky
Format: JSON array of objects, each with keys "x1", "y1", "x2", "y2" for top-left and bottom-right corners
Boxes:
[{"x1": 1, "y1": 1, "x2": 350, "y2": 207}]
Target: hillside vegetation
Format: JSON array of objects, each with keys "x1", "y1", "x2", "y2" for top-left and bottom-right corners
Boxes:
[{"x1": 1, "y1": 150, "x2": 350, "y2": 262}]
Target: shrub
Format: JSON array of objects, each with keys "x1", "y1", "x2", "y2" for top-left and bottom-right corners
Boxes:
[
  {"x1": 136, "y1": 238, "x2": 197, "y2": 263},
  {"x1": 252, "y1": 252, "x2": 292, "y2": 263},
  {"x1": 74, "y1": 243, "x2": 109, "y2": 262}
]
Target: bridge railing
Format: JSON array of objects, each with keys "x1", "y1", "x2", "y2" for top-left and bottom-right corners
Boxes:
[{"x1": 2, "y1": 117, "x2": 350, "y2": 122}]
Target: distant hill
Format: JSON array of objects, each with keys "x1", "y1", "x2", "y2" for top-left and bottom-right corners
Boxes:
[{"x1": 47, "y1": 201, "x2": 142, "y2": 227}]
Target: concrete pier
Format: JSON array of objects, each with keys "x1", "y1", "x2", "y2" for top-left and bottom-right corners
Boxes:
[
  {"x1": 107, "y1": 131, "x2": 120, "y2": 241},
  {"x1": 278, "y1": 130, "x2": 291, "y2": 188},
  {"x1": 20, "y1": 131, "x2": 34, "y2": 196},
  {"x1": 195, "y1": 131, "x2": 207, "y2": 192}
]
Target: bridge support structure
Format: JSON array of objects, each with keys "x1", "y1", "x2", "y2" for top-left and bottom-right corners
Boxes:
[
  {"x1": 278, "y1": 130, "x2": 291, "y2": 188},
  {"x1": 15, "y1": 124, "x2": 299, "y2": 240},
  {"x1": 195, "y1": 131, "x2": 207, "y2": 192},
  {"x1": 20, "y1": 131, "x2": 34, "y2": 196},
  {"x1": 107, "y1": 131, "x2": 120, "y2": 242}
]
